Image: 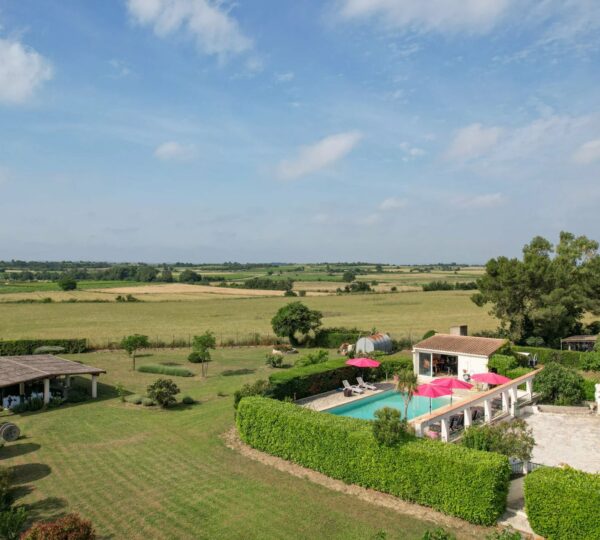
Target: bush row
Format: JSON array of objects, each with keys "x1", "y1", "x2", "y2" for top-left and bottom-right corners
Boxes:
[
  {"x1": 524, "y1": 466, "x2": 600, "y2": 540},
  {"x1": 137, "y1": 365, "x2": 193, "y2": 377},
  {"x1": 236, "y1": 397, "x2": 510, "y2": 525},
  {"x1": 312, "y1": 327, "x2": 368, "y2": 348},
  {"x1": 267, "y1": 356, "x2": 412, "y2": 400},
  {"x1": 0, "y1": 339, "x2": 87, "y2": 355},
  {"x1": 513, "y1": 346, "x2": 583, "y2": 369}
]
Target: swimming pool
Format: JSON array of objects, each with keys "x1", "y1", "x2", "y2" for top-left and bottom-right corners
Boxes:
[{"x1": 326, "y1": 390, "x2": 450, "y2": 421}]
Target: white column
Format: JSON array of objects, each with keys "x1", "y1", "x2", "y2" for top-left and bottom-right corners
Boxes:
[
  {"x1": 91, "y1": 375, "x2": 98, "y2": 399},
  {"x1": 65, "y1": 375, "x2": 71, "y2": 388},
  {"x1": 414, "y1": 423, "x2": 424, "y2": 437},
  {"x1": 440, "y1": 418, "x2": 449, "y2": 442},
  {"x1": 525, "y1": 379, "x2": 533, "y2": 400},
  {"x1": 484, "y1": 399, "x2": 492, "y2": 423},
  {"x1": 501, "y1": 391, "x2": 509, "y2": 413},
  {"x1": 509, "y1": 387, "x2": 518, "y2": 417},
  {"x1": 19, "y1": 383, "x2": 25, "y2": 395},
  {"x1": 463, "y1": 408, "x2": 472, "y2": 428},
  {"x1": 43, "y1": 378, "x2": 50, "y2": 404}
]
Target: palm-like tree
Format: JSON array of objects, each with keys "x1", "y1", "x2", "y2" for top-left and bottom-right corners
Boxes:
[{"x1": 395, "y1": 369, "x2": 418, "y2": 420}]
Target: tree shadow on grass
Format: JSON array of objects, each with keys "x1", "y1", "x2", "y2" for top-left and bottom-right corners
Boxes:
[
  {"x1": 23, "y1": 496, "x2": 68, "y2": 528},
  {"x1": 221, "y1": 368, "x2": 256, "y2": 377},
  {"x1": 10, "y1": 463, "x2": 52, "y2": 485},
  {"x1": 159, "y1": 362, "x2": 183, "y2": 366},
  {"x1": 0, "y1": 442, "x2": 40, "y2": 459}
]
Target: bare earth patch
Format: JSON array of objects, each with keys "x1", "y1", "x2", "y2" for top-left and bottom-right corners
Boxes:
[
  {"x1": 222, "y1": 428, "x2": 492, "y2": 540},
  {"x1": 91, "y1": 283, "x2": 285, "y2": 297}
]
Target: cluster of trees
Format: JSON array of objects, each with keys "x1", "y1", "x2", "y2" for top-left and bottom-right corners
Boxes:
[
  {"x1": 336, "y1": 281, "x2": 372, "y2": 294},
  {"x1": 473, "y1": 232, "x2": 600, "y2": 347},
  {"x1": 422, "y1": 281, "x2": 477, "y2": 291},
  {"x1": 271, "y1": 302, "x2": 323, "y2": 346},
  {"x1": 242, "y1": 277, "x2": 294, "y2": 291}
]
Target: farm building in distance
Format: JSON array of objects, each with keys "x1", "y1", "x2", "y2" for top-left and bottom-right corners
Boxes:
[
  {"x1": 560, "y1": 334, "x2": 597, "y2": 352},
  {"x1": 355, "y1": 333, "x2": 393, "y2": 354}
]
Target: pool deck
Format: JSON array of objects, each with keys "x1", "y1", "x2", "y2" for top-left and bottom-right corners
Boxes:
[{"x1": 297, "y1": 383, "x2": 473, "y2": 413}]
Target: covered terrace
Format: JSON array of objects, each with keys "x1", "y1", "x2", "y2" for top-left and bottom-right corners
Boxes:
[{"x1": 0, "y1": 354, "x2": 106, "y2": 406}]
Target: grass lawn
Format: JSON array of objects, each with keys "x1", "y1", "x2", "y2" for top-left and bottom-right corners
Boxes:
[
  {"x1": 0, "y1": 349, "x2": 485, "y2": 539},
  {"x1": 0, "y1": 290, "x2": 496, "y2": 347}
]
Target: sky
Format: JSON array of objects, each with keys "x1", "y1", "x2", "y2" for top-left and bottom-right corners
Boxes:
[{"x1": 1, "y1": 0, "x2": 600, "y2": 264}]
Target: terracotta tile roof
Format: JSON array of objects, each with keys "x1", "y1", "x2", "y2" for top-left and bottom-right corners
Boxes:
[
  {"x1": 0, "y1": 355, "x2": 105, "y2": 388},
  {"x1": 413, "y1": 334, "x2": 507, "y2": 357}
]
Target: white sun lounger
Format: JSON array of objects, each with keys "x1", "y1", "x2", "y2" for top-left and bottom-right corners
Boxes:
[
  {"x1": 342, "y1": 379, "x2": 364, "y2": 395},
  {"x1": 356, "y1": 377, "x2": 376, "y2": 390}
]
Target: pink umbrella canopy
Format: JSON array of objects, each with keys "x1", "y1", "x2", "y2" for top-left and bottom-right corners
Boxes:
[
  {"x1": 414, "y1": 383, "x2": 452, "y2": 398},
  {"x1": 430, "y1": 377, "x2": 473, "y2": 390},
  {"x1": 471, "y1": 372, "x2": 511, "y2": 385},
  {"x1": 345, "y1": 357, "x2": 381, "y2": 368}
]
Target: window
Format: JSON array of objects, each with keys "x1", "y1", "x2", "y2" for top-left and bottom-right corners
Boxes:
[{"x1": 419, "y1": 352, "x2": 432, "y2": 376}]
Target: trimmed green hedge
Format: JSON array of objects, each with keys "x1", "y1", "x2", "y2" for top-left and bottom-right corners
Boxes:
[
  {"x1": 313, "y1": 327, "x2": 367, "y2": 348},
  {"x1": 488, "y1": 355, "x2": 518, "y2": 375},
  {"x1": 268, "y1": 356, "x2": 412, "y2": 400},
  {"x1": 137, "y1": 365, "x2": 193, "y2": 377},
  {"x1": 0, "y1": 339, "x2": 87, "y2": 355},
  {"x1": 514, "y1": 346, "x2": 583, "y2": 368},
  {"x1": 237, "y1": 397, "x2": 509, "y2": 525},
  {"x1": 525, "y1": 466, "x2": 600, "y2": 540}
]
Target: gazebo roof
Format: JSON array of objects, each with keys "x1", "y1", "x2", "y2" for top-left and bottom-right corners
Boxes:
[{"x1": 0, "y1": 355, "x2": 105, "y2": 388}]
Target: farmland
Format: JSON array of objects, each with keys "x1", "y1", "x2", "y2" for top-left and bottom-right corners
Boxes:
[{"x1": 0, "y1": 348, "x2": 487, "y2": 539}]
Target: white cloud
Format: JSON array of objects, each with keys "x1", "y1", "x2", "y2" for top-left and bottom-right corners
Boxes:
[
  {"x1": 277, "y1": 131, "x2": 362, "y2": 180},
  {"x1": 336, "y1": 0, "x2": 512, "y2": 33},
  {"x1": 573, "y1": 139, "x2": 600, "y2": 164},
  {"x1": 399, "y1": 142, "x2": 426, "y2": 161},
  {"x1": 126, "y1": 0, "x2": 252, "y2": 57},
  {"x1": 379, "y1": 197, "x2": 407, "y2": 211},
  {"x1": 445, "y1": 123, "x2": 503, "y2": 161},
  {"x1": 154, "y1": 141, "x2": 195, "y2": 161},
  {"x1": 109, "y1": 59, "x2": 132, "y2": 78},
  {"x1": 275, "y1": 71, "x2": 294, "y2": 83},
  {"x1": 453, "y1": 193, "x2": 506, "y2": 209},
  {"x1": 0, "y1": 38, "x2": 53, "y2": 104}
]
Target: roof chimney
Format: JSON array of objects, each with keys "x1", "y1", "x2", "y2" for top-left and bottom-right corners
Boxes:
[{"x1": 450, "y1": 325, "x2": 468, "y2": 336}]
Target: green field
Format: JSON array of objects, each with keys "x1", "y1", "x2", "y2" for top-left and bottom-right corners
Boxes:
[
  {"x1": 0, "y1": 280, "x2": 146, "y2": 294},
  {"x1": 1, "y1": 348, "x2": 486, "y2": 539},
  {"x1": 0, "y1": 291, "x2": 496, "y2": 347}
]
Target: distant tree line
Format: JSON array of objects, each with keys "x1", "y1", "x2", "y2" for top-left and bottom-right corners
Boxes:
[{"x1": 422, "y1": 281, "x2": 478, "y2": 291}]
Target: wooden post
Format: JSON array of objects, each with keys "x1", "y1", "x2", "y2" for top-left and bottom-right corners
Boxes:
[
  {"x1": 43, "y1": 378, "x2": 50, "y2": 404},
  {"x1": 91, "y1": 375, "x2": 98, "y2": 399}
]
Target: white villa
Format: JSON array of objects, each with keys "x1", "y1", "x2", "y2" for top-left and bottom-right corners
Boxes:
[{"x1": 412, "y1": 329, "x2": 507, "y2": 382}]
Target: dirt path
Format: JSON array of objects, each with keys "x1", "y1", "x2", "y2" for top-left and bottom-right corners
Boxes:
[{"x1": 222, "y1": 428, "x2": 498, "y2": 539}]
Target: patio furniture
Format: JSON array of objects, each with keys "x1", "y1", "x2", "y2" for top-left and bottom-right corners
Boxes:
[
  {"x1": 342, "y1": 380, "x2": 364, "y2": 395},
  {"x1": 356, "y1": 377, "x2": 376, "y2": 390}
]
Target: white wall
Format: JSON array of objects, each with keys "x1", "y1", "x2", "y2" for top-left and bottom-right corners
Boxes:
[{"x1": 413, "y1": 348, "x2": 489, "y2": 380}]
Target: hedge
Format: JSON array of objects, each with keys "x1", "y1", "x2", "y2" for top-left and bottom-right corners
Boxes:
[
  {"x1": 137, "y1": 365, "x2": 193, "y2": 377},
  {"x1": 524, "y1": 466, "x2": 600, "y2": 540},
  {"x1": 313, "y1": 327, "x2": 368, "y2": 348},
  {"x1": 237, "y1": 397, "x2": 510, "y2": 525},
  {"x1": 514, "y1": 346, "x2": 583, "y2": 369},
  {"x1": 488, "y1": 354, "x2": 518, "y2": 375},
  {"x1": 268, "y1": 355, "x2": 412, "y2": 400},
  {"x1": 0, "y1": 339, "x2": 87, "y2": 355}
]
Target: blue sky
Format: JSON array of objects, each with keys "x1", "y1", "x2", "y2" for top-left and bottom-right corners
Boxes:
[{"x1": 1, "y1": 0, "x2": 600, "y2": 263}]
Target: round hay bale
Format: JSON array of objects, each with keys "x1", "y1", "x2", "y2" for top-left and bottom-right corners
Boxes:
[{"x1": 0, "y1": 422, "x2": 21, "y2": 442}]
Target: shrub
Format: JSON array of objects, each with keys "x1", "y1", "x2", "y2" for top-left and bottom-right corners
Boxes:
[
  {"x1": 233, "y1": 380, "x2": 270, "y2": 410},
  {"x1": 0, "y1": 506, "x2": 27, "y2": 540},
  {"x1": 137, "y1": 365, "x2": 193, "y2": 377},
  {"x1": 265, "y1": 354, "x2": 283, "y2": 368},
  {"x1": 421, "y1": 528, "x2": 455, "y2": 540},
  {"x1": 513, "y1": 346, "x2": 581, "y2": 368},
  {"x1": 294, "y1": 349, "x2": 328, "y2": 367},
  {"x1": 57, "y1": 275, "x2": 77, "y2": 291},
  {"x1": 0, "y1": 339, "x2": 87, "y2": 356},
  {"x1": 534, "y1": 362, "x2": 585, "y2": 405},
  {"x1": 505, "y1": 367, "x2": 533, "y2": 380},
  {"x1": 524, "y1": 466, "x2": 600, "y2": 540},
  {"x1": 125, "y1": 394, "x2": 142, "y2": 405},
  {"x1": 488, "y1": 354, "x2": 518, "y2": 375},
  {"x1": 485, "y1": 529, "x2": 522, "y2": 540},
  {"x1": 146, "y1": 379, "x2": 180, "y2": 408},
  {"x1": 582, "y1": 378, "x2": 596, "y2": 401},
  {"x1": 372, "y1": 407, "x2": 411, "y2": 447},
  {"x1": 237, "y1": 397, "x2": 510, "y2": 525},
  {"x1": 422, "y1": 330, "x2": 436, "y2": 340},
  {"x1": 141, "y1": 398, "x2": 154, "y2": 407},
  {"x1": 462, "y1": 419, "x2": 535, "y2": 461},
  {"x1": 580, "y1": 352, "x2": 600, "y2": 371},
  {"x1": 182, "y1": 396, "x2": 195, "y2": 405},
  {"x1": 313, "y1": 327, "x2": 367, "y2": 348},
  {"x1": 21, "y1": 513, "x2": 96, "y2": 540},
  {"x1": 187, "y1": 351, "x2": 211, "y2": 364}
]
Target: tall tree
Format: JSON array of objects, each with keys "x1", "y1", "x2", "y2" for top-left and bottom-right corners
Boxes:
[
  {"x1": 120, "y1": 334, "x2": 149, "y2": 370},
  {"x1": 472, "y1": 232, "x2": 600, "y2": 346},
  {"x1": 271, "y1": 302, "x2": 322, "y2": 346}
]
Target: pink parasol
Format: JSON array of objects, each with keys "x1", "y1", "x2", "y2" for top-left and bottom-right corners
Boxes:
[
  {"x1": 430, "y1": 377, "x2": 473, "y2": 390},
  {"x1": 345, "y1": 358, "x2": 381, "y2": 368},
  {"x1": 414, "y1": 383, "x2": 452, "y2": 413},
  {"x1": 471, "y1": 372, "x2": 511, "y2": 385}
]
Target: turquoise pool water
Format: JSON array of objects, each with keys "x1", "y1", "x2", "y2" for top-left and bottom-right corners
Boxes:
[{"x1": 326, "y1": 390, "x2": 450, "y2": 420}]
